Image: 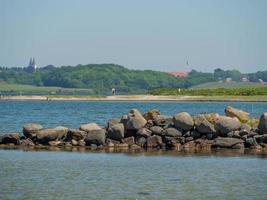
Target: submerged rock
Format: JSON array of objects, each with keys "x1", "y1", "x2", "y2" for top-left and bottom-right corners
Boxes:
[
  {"x1": 225, "y1": 106, "x2": 249, "y2": 123},
  {"x1": 173, "y1": 112, "x2": 194, "y2": 131},
  {"x1": 23, "y1": 123, "x2": 43, "y2": 138}
]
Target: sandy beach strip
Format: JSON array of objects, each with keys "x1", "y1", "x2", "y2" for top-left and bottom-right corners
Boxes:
[{"x1": 1, "y1": 95, "x2": 267, "y2": 102}]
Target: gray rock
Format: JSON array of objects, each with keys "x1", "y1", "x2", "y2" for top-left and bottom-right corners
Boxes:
[
  {"x1": 215, "y1": 116, "x2": 241, "y2": 136},
  {"x1": 84, "y1": 129, "x2": 106, "y2": 146},
  {"x1": 136, "y1": 137, "x2": 147, "y2": 147},
  {"x1": 194, "y1": 115, "x2": 216, "y2": 134},
  {"x1": 163, "y1": 128, "x2": 182, "y2": 137},
  {"x1": 125, "y1": 109, "x2": 147, "y2": 130},
  {"x1": 1, "y1": 133, "x2": 21, "y2": 145},
  {"x1": 23, "y1": 123, "x2": 43, "y2": 138},
  {"x1": 213, "y1": 137, "x2": 244, "y2": 148},
  {"x1": 107, "y1": 123, "x2": 124, "y2": 141},
  {"x1": 154, "y1": 115, "x2": 173, "y2": 127},
  {"x1": 173, "y1": 112, "x2": 194, "y2": 131},
  {"x1": 36, "y1": 126, "x2": 68, "y2": 143},
  {"x1": 254, "y1": 134, "x2": 267, "y2": 144},
  {"x1": 245, "y1": 137, "x2": 258, "y2": 148},
  {"x1": 80, "y1": 123, "x2": 102, "y2": 132},
  {"x1": 20, "y1": 138, "x2": 35, "y2": 146},
  {"x1": 136, "y1": 128, "x2": 152, "y2": 138},
  {"x1": 147, "y1": 135, "x2": 162, "y2": 148},
  {"x1": 122, "y1": 136, "x2": 135, "y2": 145},
  {"x1": 66, "y1": 129, "x2": 87, "y2": 141},
  {"x1": 258, "y1": 113, "x2": 267, "y2": 134},
  {"x1": 107, "y1": 119, "x2": 120, "y2": 129},
  {"x1": 149, "y1": 126, "x2": 164, "y2": 136}
]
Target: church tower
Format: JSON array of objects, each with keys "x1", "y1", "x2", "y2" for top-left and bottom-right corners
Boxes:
[{"x1": 26, "y1": 57, "x2": 37, "y2": 73}]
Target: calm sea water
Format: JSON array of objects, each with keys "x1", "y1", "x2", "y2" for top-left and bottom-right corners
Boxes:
[
  {"x1": 1, "y1": 100, "x2": 267, "y2": 200},
  {"x1": 0, "y1": 100, "x2": 267, "y2": 133},
  {"x1": 0, "y1": 150, "x2": 266, "y2": 200}
]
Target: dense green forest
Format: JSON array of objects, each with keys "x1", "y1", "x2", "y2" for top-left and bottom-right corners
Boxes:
[{"x1": 0, "y1": 64, "x2": 266, "y2": 94}]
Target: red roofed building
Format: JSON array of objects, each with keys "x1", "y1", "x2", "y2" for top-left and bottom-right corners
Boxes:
[{"x1": 168, "y1": 71, "x2": 188, "y2": 78}]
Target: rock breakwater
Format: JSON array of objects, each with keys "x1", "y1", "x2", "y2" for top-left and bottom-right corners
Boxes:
[{"x1": 1, "y1": 106, "x2": 267, "y2": 153}]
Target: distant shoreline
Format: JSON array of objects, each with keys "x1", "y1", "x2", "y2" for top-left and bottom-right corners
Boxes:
[{"x1": 1, "y1": 95, "x2": 267, "y2": 102}]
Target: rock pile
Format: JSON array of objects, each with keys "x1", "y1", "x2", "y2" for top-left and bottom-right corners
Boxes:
[{"x1": 1, "y1": 107, "x2": 267, "y2": 152}]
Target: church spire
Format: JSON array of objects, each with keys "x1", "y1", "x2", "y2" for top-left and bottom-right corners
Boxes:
[{"x1": 29, "y1": 57, "x2": 33, "y2": 66}]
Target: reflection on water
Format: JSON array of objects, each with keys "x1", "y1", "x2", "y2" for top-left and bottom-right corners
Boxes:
[{"x1": 0, "y1": 149, "x2": 267, "y2": 200}]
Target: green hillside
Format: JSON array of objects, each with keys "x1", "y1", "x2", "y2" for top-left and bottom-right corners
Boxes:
[{"x1": 0, "y1": 64, "x2": 266, "y2": 95}]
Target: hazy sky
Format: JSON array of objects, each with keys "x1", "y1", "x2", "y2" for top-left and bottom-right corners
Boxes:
[{"x1": 0, "y1": 0, "x2": 266, "y2": 72}]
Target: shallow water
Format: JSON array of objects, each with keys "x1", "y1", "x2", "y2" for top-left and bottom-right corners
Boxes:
[
  {"x1": 0, "y1": 100, "x2": 266, "y2": 133},
  {"x1": 0, "y1": 150, "x2": 266, "y2": 200}
]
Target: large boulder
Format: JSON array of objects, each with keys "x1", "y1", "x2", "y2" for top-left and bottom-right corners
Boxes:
[
  {"x1": 125, "y1": 109, "x2": 147, "y2": 130},
  {"x1": 143, "y1": 109, "x2": 160, "y2": 121},
  {"x1": 36, "y1": 126, "x2": 68, "y2": 143},
  {"x1": 163, "y1": 128, "x2": 182, "y2": 137},
  {"x1": 1, "y1": 133, "x2": 20, "y2": 145},
  {"x1": 194, "y1": 115, "x2": 216, "y2": 134},
  {"x1": 65, "y1": 129, "x2": 87, "y2": 141},
  {"x1": 80, "y1": 123, "x2": 102, "y2": 132},
  {"x1": 225, "y1": 106, "x2": 249, "y2": 123},
  {"x1": 147, "y1": 135, "x2": 162, "y2": 148},
  {"x1": 258, "y1": 113, "x2": 267, "y2": 134},
  {"x1": 215, "y1": 116, "x2": 241, "y2": 136},
  {"x1": 154, "y1": 115, "x2": 173, "y2": 128},
  {"x1": 107, "y1": 123, "x2": 124, "y2": 141},
  {"x1": 23, "y1": 123, "x2": 43, "y2": 138},
  {"x1": 173, "y1": 112, "x2": 194, "y2": 131},
  {"x1": 213, "y1": 137, "x2": 244, "y2": 148},
  {"x1": 84, "y1": 129, "x2": 106, "y2": 146}
]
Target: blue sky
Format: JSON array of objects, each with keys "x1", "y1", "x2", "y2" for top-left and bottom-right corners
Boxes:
[{"x1": 0, "y1": 0, "x2": 266, "y2": 72}]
